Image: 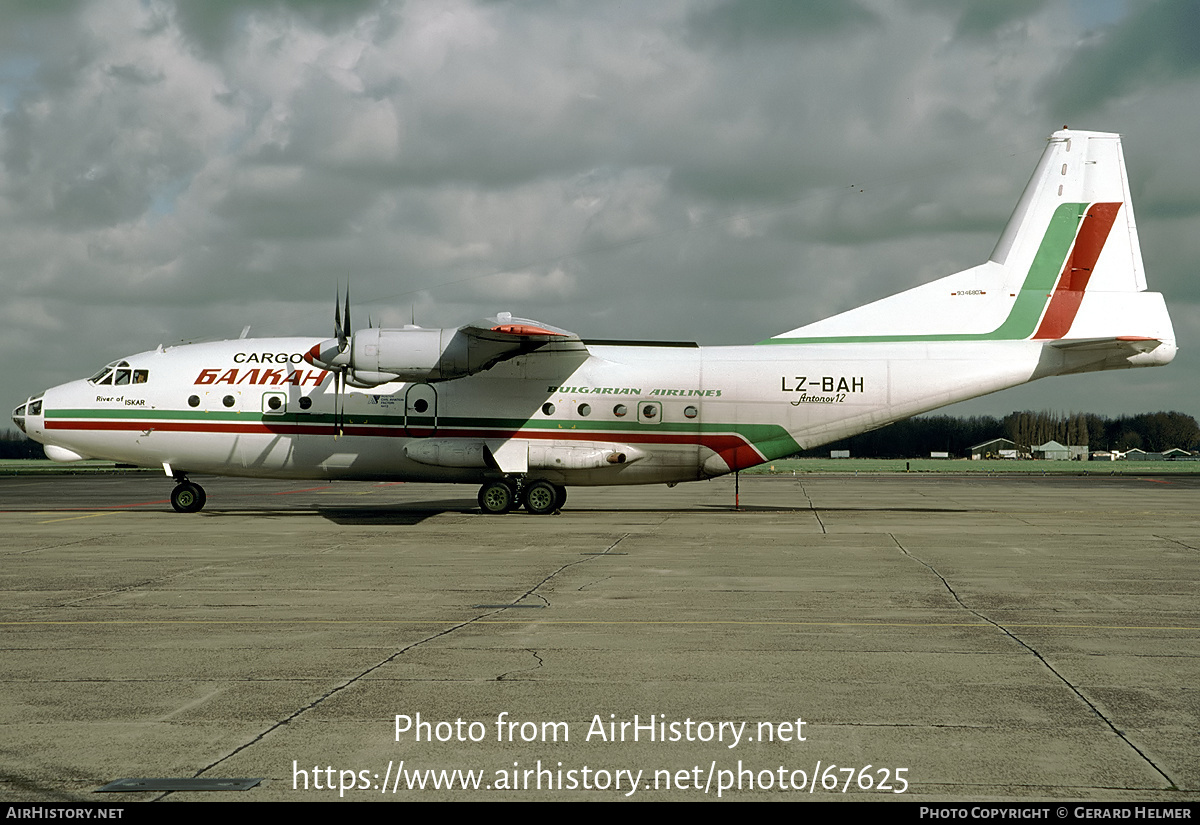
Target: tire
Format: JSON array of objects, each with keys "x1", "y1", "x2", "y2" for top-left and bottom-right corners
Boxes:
[
  {"x1": 523, "y1": 480, "x2": 560, "y2": 515},
  {"x1": 170, "y1": 482, "x2": 206, "y2": 513},
  {"x1": 478, "y1": 480, "x2": 517, "y2": 514}
]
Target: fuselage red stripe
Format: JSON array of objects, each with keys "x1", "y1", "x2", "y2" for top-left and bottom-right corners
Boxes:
[
  {"x1": 1033, "y1": 202, "x2": 1121, "y2": 340},
  {"x1": 44, "y1": 419, "x2": 765, "y2": 462}
]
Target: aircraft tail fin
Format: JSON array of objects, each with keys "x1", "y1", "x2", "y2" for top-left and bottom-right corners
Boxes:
[{"x1": 765, "y1": 129, "x2": 1175, "y2": 361}]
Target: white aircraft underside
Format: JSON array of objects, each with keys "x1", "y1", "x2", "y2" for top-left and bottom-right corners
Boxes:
[{"x1": 12, "y1": 130, "x2": 1177, "y2": 514}]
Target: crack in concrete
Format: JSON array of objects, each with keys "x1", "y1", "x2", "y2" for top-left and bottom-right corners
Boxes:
[
  {"x1": 796, "y1": 481, "x2": 826, "y2": 534},
  {"x1": 497, "y1": 649, "x2": 544, "y2": 681},
  {"x1": 13, "y1": 535, "x2": 121, "y2": 556},
  {"x1": 1154, "y1": 534, "x2": 1199, "y2": 553},
  {"x1": 888, "y1": 533, "x2": 1177, "y2": 790}
]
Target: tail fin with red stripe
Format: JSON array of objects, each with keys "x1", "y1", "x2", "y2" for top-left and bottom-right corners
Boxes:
[{"x1": 765, "y1": 129, "x2": 1175, "y2": 371}]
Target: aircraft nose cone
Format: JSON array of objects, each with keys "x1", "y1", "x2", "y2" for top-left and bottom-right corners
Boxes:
[{"x1": 11, "y1": 392, "x2": 45, "y2": 434}]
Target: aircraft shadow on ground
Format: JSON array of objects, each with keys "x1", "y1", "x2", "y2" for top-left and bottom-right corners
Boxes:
[{"x1": 317, "y1": 500, "x2": 477, "y2": 524}]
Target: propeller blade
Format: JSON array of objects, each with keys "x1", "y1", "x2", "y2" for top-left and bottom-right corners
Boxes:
[
  {"x1": 343, "y1": 285, "x2": 352, "y2": 344},
  {"x1": 334, "y1": 290, "x2": 346, "y2": 350}
]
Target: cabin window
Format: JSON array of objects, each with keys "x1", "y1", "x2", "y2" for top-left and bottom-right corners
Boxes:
[
  {"x1": 222, "y1": 395, "x2": 235, "y2": 408},
  {"x1": 188, "y1": 395, "x2": 200, "y2": 408},
  {"x1": 262, "y1": 392, "x2": 287, "y2": 415},
  {"x1": 541, "y1": 402, "x2": 555, "y2": 416},
  {"x1": 613, "y1": 404, "x2": 627, "y2": 417},
  {"x1": 298, "y1": 396, "x2": 312, "y2": 410},
  {"x1": 578, "y1": 403, "x2": 591, "y2": 417},
  {"x1": 638, "y1": 401, "x2": 662, "y2": 424},
  {"x1": 684, "y1": 405, "x2": 698, "y2": 419}
]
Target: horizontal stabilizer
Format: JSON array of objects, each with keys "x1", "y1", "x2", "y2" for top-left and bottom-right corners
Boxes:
[{"x1": 1046, "y1": 336, "x2": 1163, "y2": 354}]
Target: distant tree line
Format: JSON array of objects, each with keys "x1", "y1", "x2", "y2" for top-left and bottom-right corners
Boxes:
[
  {"x1": 1, "y1": 429, "x2": 45, "y2": 459},
  {"x1": 4, "y1": 411, "x2": 1198, "y2": 462},
  {"x1": 800, "y1": 411, "x2": 1200, "y2": 458}
]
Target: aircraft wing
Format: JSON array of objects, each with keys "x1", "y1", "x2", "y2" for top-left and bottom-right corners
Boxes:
[
  {"x1": 457, "y1": 312, "x2": 589, "y2": 372},
  {"x1": 462, "y1": 312, "x2": 585, "y2": 347}
]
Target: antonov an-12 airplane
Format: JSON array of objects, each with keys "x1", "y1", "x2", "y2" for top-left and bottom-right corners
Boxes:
[{"x1": 12, "y1": 130, "x2": 1176, "y2": 514}]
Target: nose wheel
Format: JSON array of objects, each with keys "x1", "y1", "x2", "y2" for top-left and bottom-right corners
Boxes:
[{"x1": 170, "y1": 480, "x2": 207, "y2": 513}]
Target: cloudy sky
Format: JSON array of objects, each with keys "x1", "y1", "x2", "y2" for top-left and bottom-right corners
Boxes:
[{"x1": 4, "y1": 0, "x2": 1199, "y2": 421}]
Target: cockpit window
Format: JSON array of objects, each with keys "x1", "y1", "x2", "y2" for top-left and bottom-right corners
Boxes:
[{"x1": 88, "y1": 360, "x2": 145, "y2": 385}]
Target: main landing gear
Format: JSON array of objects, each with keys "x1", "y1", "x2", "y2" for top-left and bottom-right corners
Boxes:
[
  {"x1": 477, "y1": 479, "x2": 567, "y2": 515},
  {"x1": 170, "y1": 478, "x2": 207, "y2": 513}
]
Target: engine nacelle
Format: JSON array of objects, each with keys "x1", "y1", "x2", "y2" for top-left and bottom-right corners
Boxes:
[
  {"x1": 350, "y1": 327, "x2": 469, "y2": 384},
  {"x1": 304, "y1": 313, "x2": 583, "y2": 388}
]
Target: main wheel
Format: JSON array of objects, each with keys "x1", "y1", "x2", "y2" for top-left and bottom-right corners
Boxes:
[
  {"x1": 170, "y1": 481, "x2": 206, "y2": 513},
  {"x1": 478, "y1": 480, "x2": 517, "y2": 514},
  {"x1": 523, "y1": 480, "x2": 561, "y2": 515}
]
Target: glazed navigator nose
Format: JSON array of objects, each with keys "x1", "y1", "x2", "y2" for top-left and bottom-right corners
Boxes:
[{"x1": 11, "y1": 393, "x2": 43, "y2": 434}]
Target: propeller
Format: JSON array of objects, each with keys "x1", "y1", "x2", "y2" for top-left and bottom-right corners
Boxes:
[
  {"x1": 340, "y1": 285, "x2": 354, "y2": 435},
  {"x1": 331, "y1": 285, "x2": 352, "y2": 436},
  {"x1": 302, "y1": 285, "x2": 361, "y2": 436},
  {"x1": 334, "y1": 291, "x2": 344, "y2": 349}
]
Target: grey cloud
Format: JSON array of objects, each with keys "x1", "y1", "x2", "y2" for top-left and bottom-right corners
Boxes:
[
  {"x1": 686, "y1": 0, "x2": 880, "y2": 49},
  {"x1": 1043, "y1": 0, "x2": 1200, "y2": 117},
  {"x1": 907, "y1": 0, "x2": 1049, "y2": 41},
  {"x1": 172, "y1": 0, "x2": 382, "y2": 57}
]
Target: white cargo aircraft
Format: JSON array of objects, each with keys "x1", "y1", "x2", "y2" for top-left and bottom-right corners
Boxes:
[{"x1": 12, "y1": 129, "x2": 1176, "y2": 514}]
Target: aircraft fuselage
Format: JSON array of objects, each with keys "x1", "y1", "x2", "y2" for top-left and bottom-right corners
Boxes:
[{"x1": 20, "y1": 333, "x2": 1124, "y2": 487}]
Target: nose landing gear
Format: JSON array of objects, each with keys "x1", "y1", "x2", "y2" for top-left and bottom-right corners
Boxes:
[{"x1": 170, "y1": 477, "x2": 207, "y2": 513}]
